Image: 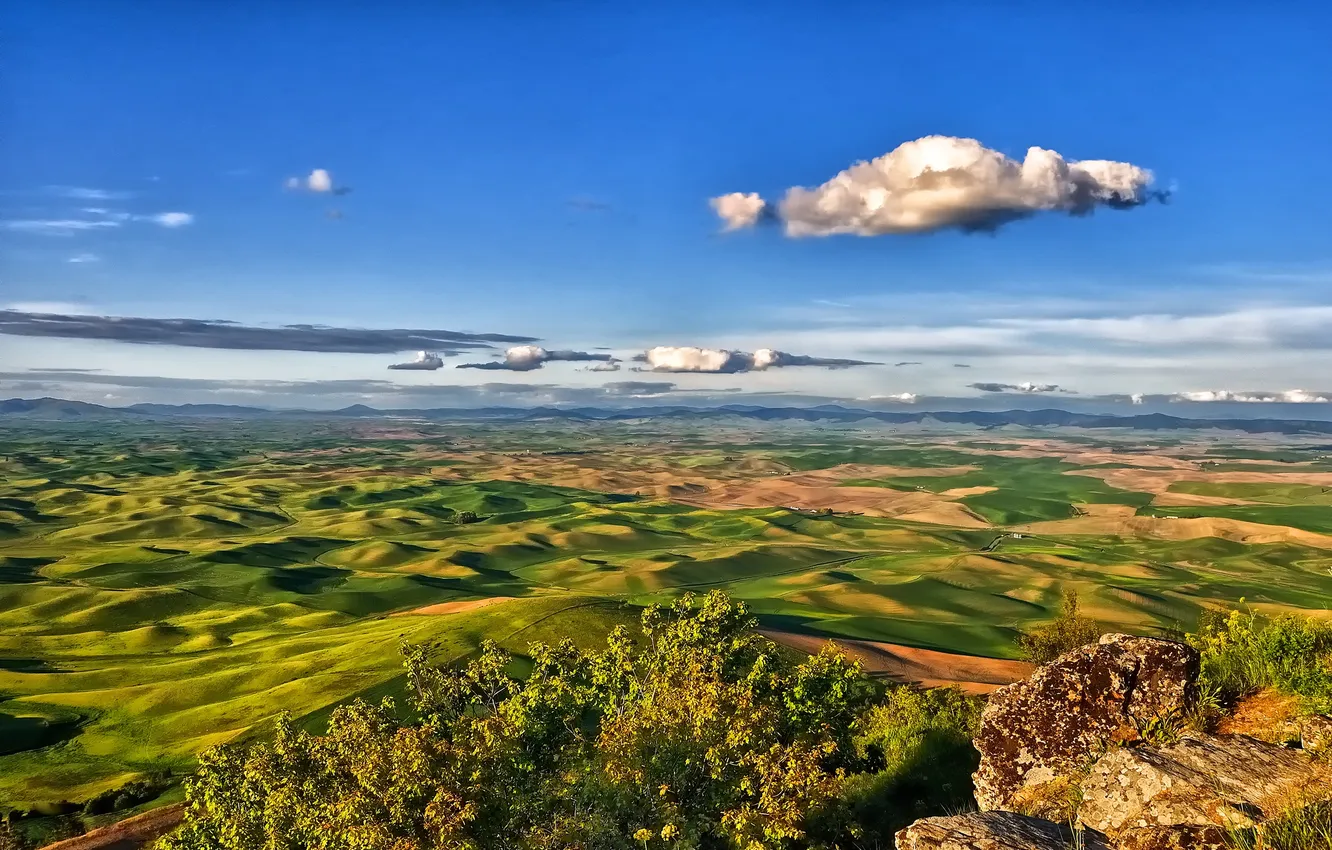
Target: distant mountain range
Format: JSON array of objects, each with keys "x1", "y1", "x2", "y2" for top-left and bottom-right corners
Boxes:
[{"x1": 5, "y1": 396, "x2": 1332, "y2": 437}]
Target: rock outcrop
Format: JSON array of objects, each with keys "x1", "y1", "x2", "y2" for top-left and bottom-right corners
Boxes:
[
  {"x1": 894, "y1": 811, "x2": 1110, "y2": 850},
  {"x1": 972, "y1": 634, "x2": 1199, "y2": 812},
  {"x1": 1302, "y1": 714, "x2": 1332, "y2": 753},
  {"x1": 1078, "y1": 732, "x2": 1332, "y2": 838}
]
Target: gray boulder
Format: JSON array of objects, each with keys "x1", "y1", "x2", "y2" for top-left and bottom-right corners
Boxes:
[
  {"x1": 1078, "y1": 733, "x2": 1332, "y2": 838},
  {"x1": 893, "y1": 811, "x2": 1109, "y2": 850},
  {"x1": 973, "y1": 634, "x2": 1199, "y2": 812}
]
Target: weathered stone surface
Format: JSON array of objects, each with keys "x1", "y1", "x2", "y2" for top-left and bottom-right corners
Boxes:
[
  {"x1": 893, "y1": 811, "x2": 1110, "y2": 850},
  {"x1": 1302, "y1": 714, "x2": 1332, "y2": 753},
  {"x1": 1112, "y1": 825, "x2": 1228, "y2": 850},
  {"x1": 972, "y1": 633, "x2": 1199, "y2": 811},
  {"x1": 1078, "y1": 733, "x2": 1332, "y2": 838}
]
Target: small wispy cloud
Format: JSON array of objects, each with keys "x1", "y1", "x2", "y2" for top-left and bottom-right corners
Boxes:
[
  {"x1": 67, "y1": 252, "x2": 100, "y2": 264},
  {"x1": 49, "y1": 186, "x2": 133, "y2": 201},
  {"x1": 285, "y1": 168, "x2": 350, "y2": 194},
  {"x1": 2, "y1": 219, "x2": 123, "y2": 236},
  {"x1": 568, "y1": 196, "x2": 612, "y2": 212},
  {"x1": 145, "y1": 212, "x2": 194, "y2": 228}
]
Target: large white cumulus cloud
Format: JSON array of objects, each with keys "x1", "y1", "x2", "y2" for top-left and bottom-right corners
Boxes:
[
  {"x1": 641, "y1": 346, "x2": 878, "y2": 373},
  {"x1": 712, "y1": 135, "x2": 1164, "y2": 236}
]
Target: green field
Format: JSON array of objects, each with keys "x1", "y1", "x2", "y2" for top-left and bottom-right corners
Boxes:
[{"x1": 3, "y1": 418, "x2": 1332, "y2": 812}]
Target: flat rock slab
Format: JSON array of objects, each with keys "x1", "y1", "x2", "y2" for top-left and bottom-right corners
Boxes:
[
  {"x1": 1079, "y1": 733, "x2": 1332, "y2": 837},
  {"x1": 973, "y1": 633, "x2": 1199, "y2": 812},
  {"x1": 894, "y1": 811, "x2": 1110, "y2": 850}
]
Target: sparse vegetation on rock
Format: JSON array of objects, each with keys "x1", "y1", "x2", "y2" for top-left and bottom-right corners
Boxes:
[{"x1": 1015, "y1": 588, "x2": 1101, "y2": 664}]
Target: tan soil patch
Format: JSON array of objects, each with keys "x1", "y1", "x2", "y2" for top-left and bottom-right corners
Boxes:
[
  {"x1": 1150, "y1": 491, "x2": 1260, "y2": 507},
  {"x1": 895, "y1": 502, "x2": 992, "y2": 528},
  {"x1": 1068, "y1": 467, "x2": 1332, "y2": 495},
  {"x1": 396, "y1": 596, "x2": 515, "y2": 616},
  {"x1": 471, "y1": 454, "x2": 992, "y2": 522},
  {"x1": 1074, "y1": 503, "x2": 1139, "y2": 518},
  {"x1": 1216, "y1": 688, "x2": 1302, "y2": 742},
  {"x1": 940, "y1": 485, "x2": 998, "y2": 497},
  {"x1": 684, "y1": 481, "x2": 991, "y2": 526},
  {"x1": 761, "y1": 629, "x2": 1032, "y2": 694},
  {"x1": 41, "y1": 804, "x2": 184, "y2": 850},
  {"x1": 1062, "y1": 451, "x2": 1202, "y2": 470},
  {"x1": 1012, "y1": 515, "x2": 1332, "y2": 548}
]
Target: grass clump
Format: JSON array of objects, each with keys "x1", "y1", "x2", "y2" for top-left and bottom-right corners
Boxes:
[
  {"x1": 1016, "y1": 589, "x2": 1101, "y2": 664},
  {"x1": 1188, "y1": 605, "x2": 1332, "y2": 714},
  {"x1": 1228, "y1": 801, "x2": 1332, "y2": 850}
]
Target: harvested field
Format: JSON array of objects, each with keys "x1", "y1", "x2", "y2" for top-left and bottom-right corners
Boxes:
[
  {"x1": 761, "y1": 629, "x2": 1033, "y2": 694},
  {"x1": 394, "y1": 596, "x2": 517, "y2": 616},
  {"x1": 38, "y1": 805, "x2": 184, "y2": 850},
  {"x1": 1014, "y1": 514, "x2": 1332, "y2": 547}
]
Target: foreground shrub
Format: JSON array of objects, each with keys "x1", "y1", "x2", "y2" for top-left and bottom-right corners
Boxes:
[
  {"x1": 1188, "y1": 606, "x2": 1332, "y2": 713},
  {"x1": 163, "y1": 592, "x2": 983, "y2": 850},
  {"x1": 82, "y1": 771, "x2": 172, "y2": 816},
  {"x1": 0, "y1": 818, "x2": 31, "y2": 850},
  {"x1": 821, "y1": 686, "x2": 983, "y2": 847},
  {"x1": 1016, "y1": 589, "x2": 1100, "y2": 663}
]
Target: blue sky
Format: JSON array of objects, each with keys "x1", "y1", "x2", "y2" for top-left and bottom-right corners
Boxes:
[{"x1": 3, "y1": 1, "x2": 1331, "y2": 411}]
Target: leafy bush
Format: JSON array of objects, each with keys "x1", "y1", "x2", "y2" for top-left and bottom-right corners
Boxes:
[
  {"x1": 0, "y1": 817, "x2": 31, "y2": 850},
  {"x1": 166, "y1": 592, "x2": 977, "y2": 850},
  {"x1": 82, "y1": 771, "x2": 172, "y2": 815},
  {"x1": 1016, "y1": 589, "x2": 1100, "y2": 663},
  {"x1": 1188, "y1": 606, "x2": 1332, "y2": 713},
  {"x1": 823, "y1": 686, "x2": 983, "y2": 846}
]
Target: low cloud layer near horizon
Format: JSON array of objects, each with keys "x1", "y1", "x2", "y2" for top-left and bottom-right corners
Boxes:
[
  {"x1": 969, "y1": 381, "x2": 1068, "y2": 394},
  {"x1": 638, "y1": 346, "x2": 879, "y2": 373},
  {"x1": 0, "y1": 309, "x2": 534, "y2": 354},
  {"x1": 457, "y1": 345, "x2": 616, "y2": 371},
  {"x1": 712, "y1": 135, "x2": 1166, "y2": 237},
  {"x1": 387, "y1": 351, "x2": 445, "y2": 370}
]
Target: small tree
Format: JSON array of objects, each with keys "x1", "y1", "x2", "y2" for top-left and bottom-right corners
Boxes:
[
  {"x1": 455, "y1": 510, "x2": 479, "y2": 524},
  {"x1": 1017, "y1": 588, "x2": 1100, "y2": 663}
]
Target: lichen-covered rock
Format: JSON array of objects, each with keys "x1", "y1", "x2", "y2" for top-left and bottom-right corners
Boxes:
[
  {"x1": 1077, "y1": 733, "x2": 1332, "y2": 838},
  {"x1": 893, "y1": 811, "x2": 1110, "y2": 850},
  {"x1": 1112, "y1": 825, "x2": 1228, "y2": 850},
  {"x1": 972, "y1": 633, "x2": 1199, "y2": 811},
  {"x1": 1301, "y1": 715, "x2": 1332, "y2": 753}
]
